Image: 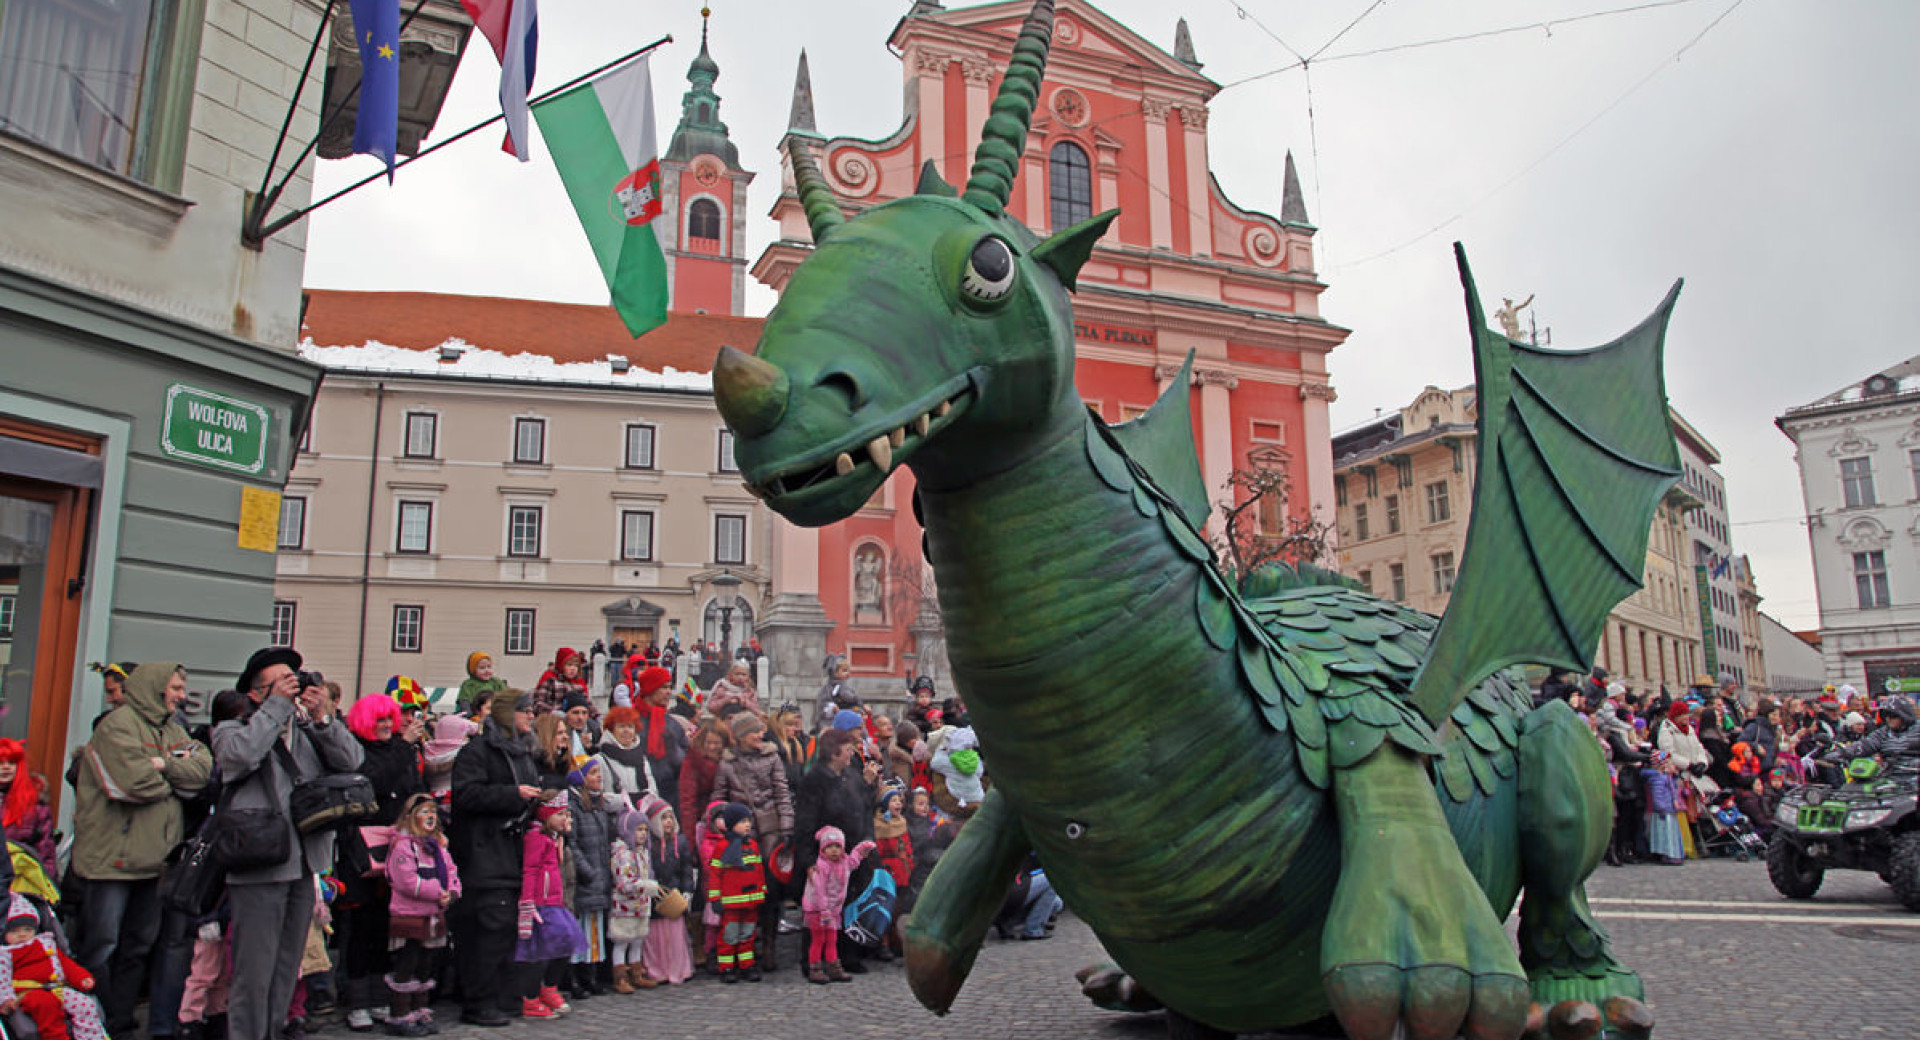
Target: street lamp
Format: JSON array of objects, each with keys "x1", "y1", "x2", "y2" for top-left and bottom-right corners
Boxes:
[{"x1": 711, "y1": 573, "x2": 744, "y2": 659}]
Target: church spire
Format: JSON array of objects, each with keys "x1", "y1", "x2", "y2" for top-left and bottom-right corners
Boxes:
[
  {"x1": 667, "y1": 6, "x2": 740, "y2": 168},
  {"x1": 1174, "y1": 17, "x2": 1202, "y2": 70},
  {"x1": 1280, "y1": 150, "x2": 1310, "y2": 226},
  {"x1": 788, "y1": 50, "x2": 817, "y2": 135}
]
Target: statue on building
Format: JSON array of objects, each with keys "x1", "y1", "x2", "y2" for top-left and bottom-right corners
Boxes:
[
  {"x1": 1495, "y1": 293, "x2": 1535, "y2": 340},
  {"x1": 853, "y1": 546, "x2": 886, "y2": 623}
]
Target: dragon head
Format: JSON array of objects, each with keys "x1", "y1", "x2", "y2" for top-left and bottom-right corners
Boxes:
[{"x1": 715, "y1": 0, "x2": 1116, "y2": 527}]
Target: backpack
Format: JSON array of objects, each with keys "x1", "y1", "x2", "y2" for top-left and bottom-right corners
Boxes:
[{"x1": 841, "y1": 868, "x2": 896, "y2": 946}]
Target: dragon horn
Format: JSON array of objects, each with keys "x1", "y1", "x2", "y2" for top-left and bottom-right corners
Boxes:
[
  {"x1": 961, "y1": 0, "x2": 1054, "y2": 215},
  {"x1": 785, "y1": 136, "x2": 843, "y2": 244}
]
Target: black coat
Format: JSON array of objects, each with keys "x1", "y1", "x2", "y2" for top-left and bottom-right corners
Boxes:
[
  {"x1": 568, "y1": 789, "x2": 616, "y2": 914},
  {"x1": 358, "y1": 735, "x2": 426, "y2": 826},
  {"x1": 449, "y1": 721, "x2": 538, "y2": 894},
  {"x1": 793, "y1": 762, "x2": 875, "y2": 879},
  {"x1": 634, "y1": 716, "x2": 688, "y2": 811}
]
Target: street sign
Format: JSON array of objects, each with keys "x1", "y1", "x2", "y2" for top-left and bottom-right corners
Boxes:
[
  {"x1": 1883, "y1": 677, "x2": 1920, "y2": 694},
  {"x1": 160, "y1": 384, "x2": 270, "y2": 475}
]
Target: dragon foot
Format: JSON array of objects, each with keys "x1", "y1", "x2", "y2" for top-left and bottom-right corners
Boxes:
[
  {"x1": 1523, "y1": 968, "x2": 1652, "y2": 1040},
  {"x1": 1074, "y1": 962, "x2": 1164, "y2": 1014}
]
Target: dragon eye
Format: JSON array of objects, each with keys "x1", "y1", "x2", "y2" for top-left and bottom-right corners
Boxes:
[{"x1": 961, "y1": 237, "x2": 1016, "y2": 303}]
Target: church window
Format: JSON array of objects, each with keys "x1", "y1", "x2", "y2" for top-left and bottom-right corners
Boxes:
[
  {"x1": 1049, "y1": 141, "x2": 1092, "y2": 229},
  {"x1": 688, "y1": 198, "x2": 722, "y2": 241}
]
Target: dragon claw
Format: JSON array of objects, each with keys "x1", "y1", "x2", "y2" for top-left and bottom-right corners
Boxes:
[
  {"x1": 1520, "y1": 996, "x2": 1652, "y2": 1040},
  {"x1": 1325, "y1": 965, "x2": 1527, "y2": 1040},
  {"x1": 1075, "y1": 962, "x2": 1164, "y2": 1014}
]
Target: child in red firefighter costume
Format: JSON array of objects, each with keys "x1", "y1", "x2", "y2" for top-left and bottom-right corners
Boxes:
[
  {"x1": 0, "y1": 894, "x2": 108, "y2": 1040},
  {"x1": 704, "y1": 802, "x2": 766, "y2": 982}
]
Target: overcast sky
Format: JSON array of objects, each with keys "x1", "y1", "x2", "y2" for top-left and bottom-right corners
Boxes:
[{"x1": 302, "y1": 0, "x2": 1920, "y2": 631}]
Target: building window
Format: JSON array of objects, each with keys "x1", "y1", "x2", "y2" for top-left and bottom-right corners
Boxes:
[
  {"x1": 688, "y1": 198, "x2": 722, "y2": 240},
  {"x1": 504, "y1": 608, "x2": 536, "y2": 655},
  {"x1": 1425, "y1": 480, "x2": 1452, "y2": 523},
  {"x1": 298, "y1": 421, "x2": 313, "y2": 453},
  {"x1": 1388, "y1": 563, "x2": 1406, "y2": 602},
  {"x1": 715, "y1": 513, "x2": 746, "y2": 565},
  {"x1": 1251, "y1": 420, "x2": 1285, "y2": 444},
  {"x1": 717, "y1": 429, "x2": 738, "y2": 473},
  {"x1": 1048, "y1": 141, "x2": 1092, "y2": 229},
  {"x1": 1431, "y1": 552, "x2": 1456, "y2": 596},
  {"x1": 513, "y1": 417, "x2": 547, "y2": 464},
  {"x1": 278, "y1": 496, "x2": 307, "y2": 550},
  {"x1": 1353, "y1": 503, "x2": 1369, "y2": 541},
  {"x1": 1384, "y1": 494, "x2": 1401, "y2": 534},
  {"x1": 0, "y1": 0, "x2": 197, "y2": 187},
  {"x1": 270, "y1": 601, "x2": 296, "y2": 647},
  {"x1": 396, "y1": 501, "x2": 433, "y2": 554},
  {"x1": 403, "y1": 413, "x2": 438, "y2": 458},
  {"x1": 1854, "y1": 550, "x2": 1891, "y2": 609},
  {"x1": 624, "y1": 424, "x2": 656, "y2": 469},
  {"x1": 0, "y1": 594, "x2": 15, "y2": 639},
  {"x1": 620, "y1": 510, "x2": 655, "y2": 561},
  {"x1": 507, "y1": 505, "x2": 543, "y2": 558},
  {"x1": 1840, "y1": 456, "x2": 1875, "y2": 508},
  {"x1": 1356, "y1": 569, "x2": 1372, "y2": 594},
  {"x1": 392, "y1": 605, "x2": 424, "y2": 653}
]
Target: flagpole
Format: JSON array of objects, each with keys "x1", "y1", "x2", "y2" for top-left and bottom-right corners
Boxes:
[{"x1": 245, "y1": 34, "x2": 674, "y2": 247}]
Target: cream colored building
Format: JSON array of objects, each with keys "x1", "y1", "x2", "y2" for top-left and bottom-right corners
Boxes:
[
  {"x1": 1333, "y1": 385, "x2": 1705, "y2": 696},
  {"x1": 277, "y1": 290, "x2": 773, "y2": 695}
]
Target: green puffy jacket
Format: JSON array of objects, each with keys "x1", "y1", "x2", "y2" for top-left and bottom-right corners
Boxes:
[{"x1": 70, "y1": 662, "x2": 213, "y2": 881}]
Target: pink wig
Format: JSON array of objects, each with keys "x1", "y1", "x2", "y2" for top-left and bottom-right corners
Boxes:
[{"x1": 347, "y1": 693, "x2": 403, "y2": 742}]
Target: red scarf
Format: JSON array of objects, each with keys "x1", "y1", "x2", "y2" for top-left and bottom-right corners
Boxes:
[{"x1": 641, "y1": 701, "x2": 669, "y2": 757}]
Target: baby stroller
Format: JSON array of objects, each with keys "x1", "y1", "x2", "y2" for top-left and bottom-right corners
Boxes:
[
  {"x1": 0, "y1": 843, "x2": 88, "y2": 1040},
  {"x1": 1699, "y1": 797, "x2": 1766, "y2": 861}
]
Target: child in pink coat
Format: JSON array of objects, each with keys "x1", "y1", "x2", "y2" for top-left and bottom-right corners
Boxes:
[
  {"x1": 800, "y1": 825, "x2": 874, "y2": 984},
  {"x1": 386, "y1": 793, "x2": 461, "y2": 1036},
  {"x1": 516, "y1": 796, "x2": 586, "y2": 1019}
]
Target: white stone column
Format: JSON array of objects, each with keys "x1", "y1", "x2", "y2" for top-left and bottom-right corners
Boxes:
[
  {"x1": 1180, "y1": 105, "x2": 1211, "y2": 256},
  {"x1": 1141, "y1": 97, "x2": 1173, "y2": 249},
  {"x1": 963, "y1": 60, "x2": 995, "y2": 172},
  {"x1": 1196, "y1": 368, "x2": 1237, "y2": 531},
  {"x1": 1301, "y1": 381, "x2": 1337, "y2": 533},
  {"x1": 911, "y1": 49, "x2": 949, "y2": 179}
]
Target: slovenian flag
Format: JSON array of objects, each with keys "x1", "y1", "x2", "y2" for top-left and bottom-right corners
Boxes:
[
  {"x1": 533, "y1": 54, "x2": 669, "y2": 339},
  {"x1": 459, "y1": 0, "x2": 538, "y2": 160}
]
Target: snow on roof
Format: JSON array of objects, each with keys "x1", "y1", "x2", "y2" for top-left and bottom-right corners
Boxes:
[
  {"x1": 299, "y1": 338, "x2": 713, "y2": 392},
  {"x1": 1793, "y1": 354, "x2": 1920, "y2": 411}
]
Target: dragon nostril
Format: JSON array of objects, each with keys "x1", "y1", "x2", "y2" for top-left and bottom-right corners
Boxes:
[{"x1": 817, "y1": 371, "x2": 864, "y2": 413}]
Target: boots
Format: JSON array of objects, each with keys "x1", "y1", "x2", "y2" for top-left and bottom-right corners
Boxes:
[
  {"x1": 807, "y1": 963, "x2": 829, "y2": 985},
  {"x1": 610, "y1": 964, "x2": 635, "y2": 994},
  {"x1": 630, "y1": 967, "x2": 660, "y2": 990},
  {"x1": 824, "y1": 960, "x2": 851, "y2": 983}
]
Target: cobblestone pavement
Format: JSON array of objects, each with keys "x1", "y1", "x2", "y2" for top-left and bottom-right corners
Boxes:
[{"x1": 423, "y1": 859, "x2": 1917, "y2": 1040}]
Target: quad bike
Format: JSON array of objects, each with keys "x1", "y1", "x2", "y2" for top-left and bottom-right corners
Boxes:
[{"x1": 1767, "y1": 757, "x2": 1920, "y2": 909}]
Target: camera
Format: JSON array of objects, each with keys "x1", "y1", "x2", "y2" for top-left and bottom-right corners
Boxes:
[{"x1": 296, "y1": 669, "x2": 327, "y2": 690}]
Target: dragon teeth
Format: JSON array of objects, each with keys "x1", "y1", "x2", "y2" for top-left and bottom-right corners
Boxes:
[
  {"x1": 834, "y1": 452, "x2": 856, "y2": 476},
  {"x1": 914, "y1": 414, "x2": 930, "y2": 436},
  {"x1": 889, "y1": 427, "x2": 906, "y2": 448},
  {"x1": 935, "y1": 400, "x2": 952, "y2": 417},
  {"x1": 867, "y1": 436, "x2": 893, "y2": 472}
]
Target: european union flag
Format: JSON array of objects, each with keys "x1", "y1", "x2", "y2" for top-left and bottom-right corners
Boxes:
[{"x1": 349, "y1": 0, "x2": 401, "y2": 178}]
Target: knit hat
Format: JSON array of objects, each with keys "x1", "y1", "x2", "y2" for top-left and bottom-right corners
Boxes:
[
  {"x1": 719, "y1": 802, "x2": 753, "y2": 833},
  {"x1": 5, "y1": 893, "x2": 35, "y2": 933},
  {"x1": 535, "y1": 792, "x2": 568, "y2": 823},
  {"x1": 831, "y1": 709, "x2": 863, "y2": 731},
  {"x1": 567, "y1": 758, "x2": 601, "y2": 788},
  {"x1": 634, "y1": 666, "x2": 673, "y2": 696},
  {"x1": 562, "y1": 690, "x2": 591, "y2": 713},
  {"x1": 1666, "y1": 701, "x2": 1691, "y2": 720},
  {"x1": 490, "y1": 687, "x2": 527, "y2": 728},
  {"x1": 814, "y1": 825, "x2": 845, "y2": 851},
  {"x1": 729, "y1": 713, "x2": 766, "y2": 743},
  {"x1": 1843, "y1": 711, "x2": 1868, "y2": 729},
  {"x1": 386, "y1": 675, "x2": 428, "y2": 712},
  {"x1": 466, "y1": 652, "x2": 491, "y2": 679},
  {"x1": 617, "y1": 807, "x2": 647, "y2": 849}
]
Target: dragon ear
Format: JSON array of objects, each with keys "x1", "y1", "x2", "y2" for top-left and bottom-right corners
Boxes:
[
  {"x1": 1031, "y1": 209, "x2": 1119, "y2": 291},
  {"x1": 916, "y1": 160, "x2": 957, "y2": 198}
]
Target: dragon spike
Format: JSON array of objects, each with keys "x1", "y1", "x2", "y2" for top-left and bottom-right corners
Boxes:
[
  {"x1": 785, "y1": 135, "x2": 844, "y2": 244},
  {"x1": 961, "y1": 0, "x2": 1055, "y2": 215}
]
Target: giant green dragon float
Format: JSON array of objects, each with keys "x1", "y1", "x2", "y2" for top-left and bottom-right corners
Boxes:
[{"x1": 715, "y1": 3, "x2": 1680, "y2": 1037}]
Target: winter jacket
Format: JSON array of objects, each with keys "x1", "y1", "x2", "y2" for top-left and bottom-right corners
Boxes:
[
  {"x1": 0, "y1": 934, "x2": 91, "y2": 995},
  {"x1": 457, "y1": 677, "x2": 507, "y2": 714},
  {"x1": 705, "y1": 836, "x2": 766, "y2": 911},
  {"x1": 567, "y1": 789, "x2": 616, "y2": 914},
  {"x1": 448, "y1": 720, "x2": 538, "y2": 894},
  {"x1": 71, "y1": 663, "x2": 213, "y2": 881},
  {"x1": 5, "y1": 799, "x2": 56, "y2": 870},
  {"x1": 1642, "y1": 769, "x2": 1679, "y2": 815},
  {"x1": 800, "y1": 837, "x2": 873, "y2": 916},
  {"x1": 1737, "y1": 717, "x2": 1779, "y2": 770},
  {"x1": 209, "y1": 692, "x2": 362, "y2": 886},
  {"x1": 678, "y1": 750, "x2": 724, "y2": 843},
  {"x1": 873, "y1": 810, "x2": 913, "y2": 890},
  {"x1": 702, "y1": 677, "x2": 760, "y2": 719},
  {"x1": 387, "y1": 833, "x2": 462, "y2": 917},
  {"x1": 793, "y1": 762, "x2": 875, "y2": 880},
  {"x1": 711, "y1": 744, "x2": 794, "y2": 852},
  {"x1": 522, "y1": 828, "x2": 565, "y2": 908},
  {"x1": 650, "y1": 832, "x2": 699, "y2": 909},
  {"x1": 358, "y1": 735, "x2": 425, "y2": 826},
  {"x1": 609, "y1": 837, "x2": 659, "y2": 921},
  {"x1": 626, "y1": 714, "x2": 687, "y2": 810},
  {"x1": 1834, "y1": 723, "x2": 1920, "y2": 765},
  {"x1": 531, "y1": 676, "x2": 589, "y2": 718}
]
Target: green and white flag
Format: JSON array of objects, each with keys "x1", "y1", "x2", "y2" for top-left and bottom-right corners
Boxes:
[{"x1": 533, "y1": 54, "x2": 669, "y2": 338}]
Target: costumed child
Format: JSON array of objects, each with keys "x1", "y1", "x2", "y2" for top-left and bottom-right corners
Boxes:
[
  {"x1": 177, "y1": 892, "x2": 231, "y2": 1040},
  {"x1": 801, "y1": 826, "x2": 875, "y2": 985},
  {"x1": 607, "y1": 800, "x2": 662, "y2": 992},
  {"x1": 871, "y1": 785, "x2": 914, "y2": 961},
  {"x1": 565, "y1": 759, "x2": 615, "y2": 999},
  {"x1": 1642, "y1": 750, "x2": 1685, "y2": 866},
  {"x1": 385, "y1": 793, "x2": 461, "y2": 1037},
  {"x1": 704, "y1": 802, "x2": 767, "y2": 982},
  {"x1": 693, "y1": 800, "x2": 731, "y2": 971},
  {"x1": 458, "y1": 652, "x2": 507, "y2": 713},
  {"x1": 0, "y1": 893, "x2": 107, "y2": 1040},
  {"x1": 641, "y1": 801, "x2": 696, "y2": 985},
  {"x1": 516, "y1": 795, "x2": 588, "y2": 1019},
  {"x1": 929, "y1": 724, "x2": 986, "y2": 817}
]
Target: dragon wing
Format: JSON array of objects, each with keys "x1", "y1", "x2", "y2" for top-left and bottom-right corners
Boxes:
[{"x1": 1407, "y1": 246, "x2": 1684, "y2": 730}]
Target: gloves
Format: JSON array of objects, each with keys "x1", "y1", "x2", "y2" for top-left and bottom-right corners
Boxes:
[
  {"x1": 197, "y1": 922, "x2": 223, "y2": 943},
  {"x1": 517, "y1": 900, "x2": 538, "y2": 940},
  {"x1": 1689, "y1": 762, "x2": 1707, "y2": 777}
]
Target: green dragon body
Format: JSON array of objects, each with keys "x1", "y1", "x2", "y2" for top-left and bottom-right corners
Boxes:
[{"x1": 715, "y1": 5, "x2": 1679, "y2": 1038}]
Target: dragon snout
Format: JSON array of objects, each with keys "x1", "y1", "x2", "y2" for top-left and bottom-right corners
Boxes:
[{"x1": 713, "y1": 345, "x2": 790, "y2": 438}]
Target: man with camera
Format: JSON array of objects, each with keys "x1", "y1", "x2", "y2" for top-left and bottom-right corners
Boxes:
[{"x1": 214, "y1": 647, "x2": 364, "y2": 1040}]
